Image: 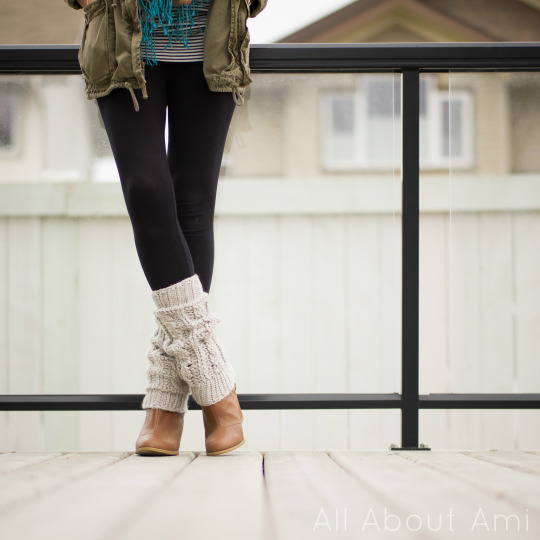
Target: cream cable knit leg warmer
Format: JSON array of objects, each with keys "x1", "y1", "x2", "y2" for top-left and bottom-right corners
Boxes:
[
  {"x1": 151, "y1": 273, "x2": 236, "y2": 407},
  {"x1": 141, "y1": 324, "x2": 192, "y2": 413}
]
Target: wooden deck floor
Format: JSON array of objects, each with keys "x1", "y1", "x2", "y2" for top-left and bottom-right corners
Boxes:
[{"x1": 0, "y1": 450, "x2": 539, "y2": 540}]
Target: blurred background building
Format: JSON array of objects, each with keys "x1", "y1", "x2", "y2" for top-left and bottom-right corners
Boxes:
[{"x1": 1, "y1": 0, "x2": 539, "y2": 453}]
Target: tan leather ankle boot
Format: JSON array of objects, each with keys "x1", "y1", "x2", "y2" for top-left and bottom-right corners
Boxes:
[
  {"x1": 135, "y1": 408, "x2": 186, "y2": 456},
  {"x1": 202, "y1": 385, "x2": 245, "y2": 455}
]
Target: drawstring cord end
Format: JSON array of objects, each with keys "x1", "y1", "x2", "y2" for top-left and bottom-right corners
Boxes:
[
  {"x1": 128, "y1": 87, "x2": 140, "y2": 111},
  {"x1": 232, "y1": 87, "x2": 245, "y2": 106}
]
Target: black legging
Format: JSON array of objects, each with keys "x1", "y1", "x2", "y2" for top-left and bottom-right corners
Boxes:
[{"x1": 96, "y1": 61, "x2": 236, "y2": 293}]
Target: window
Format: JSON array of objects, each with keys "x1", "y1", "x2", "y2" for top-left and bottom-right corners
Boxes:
[
  {"x1": 420, "y1": 76, "x2": 474, "y2": 169},
  {"x1": 321, "y1": 74, "x2": 473, "y2": 171},
  {"x1": 0, "y1": 78, "x2": 27, "y2": 158},
  {"x1": 0, "y1": 92, "x2": 17, "y2": 153}
]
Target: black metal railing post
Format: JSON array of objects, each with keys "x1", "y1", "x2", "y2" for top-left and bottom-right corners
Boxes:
[{"x1": 395, "y1": 69, "x2": 423, "y2": 450}]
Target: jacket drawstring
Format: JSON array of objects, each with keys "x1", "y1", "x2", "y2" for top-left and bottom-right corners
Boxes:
[
  {"x1": 232, "y1": 86, "x2": 245, "y2": 106},
  {"x1": 129, "y1": 87, "x2": 140, "y2": 111}
]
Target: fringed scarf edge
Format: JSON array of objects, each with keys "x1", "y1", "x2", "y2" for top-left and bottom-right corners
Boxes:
[{"x1": 137, "y1": 0, "x2": 207, "y2": 67}]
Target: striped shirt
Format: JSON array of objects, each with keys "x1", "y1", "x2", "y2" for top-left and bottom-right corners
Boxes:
[{"x1": 153, "y1": 1, "x2": 209, "y2": 63}]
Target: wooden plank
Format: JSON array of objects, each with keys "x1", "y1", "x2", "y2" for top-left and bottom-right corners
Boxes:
[
  {"x1": 0, "y1": 452, "x2": 129, "y2": 517},
  {"x1": 419, "y1": 214, "x2": 448, "y2": 394},
  {"x1": 245, "y1": 215, "x2": 280, "y2": 393},
  {"x1": 41, "y1": 218, "x2": 80, "y2": 452},
  {"x1": 393, "y1": 450, "x2": 540, "y2": 530},
  {"x1": 264, "y1": 450, "x2": 418, "y2": 539},
  {"x1": 312, "y1": 215, "x2": 347, "y2": 393},
  {"x1": 0, "y1": 452, "x2": 63, "y2": 474},
  {"x1": 377, "y1": 213, "x2": 401, "y2": 449},
  {"x1": 115, "y1": 452, "x2": 266, "y2": 540},
  {"x1": 212, "y1": 216, "x2": 250, "y2": 389},
  {"x1": 379, "y1": 214, "x2": 401, "y2": 393},
  {"x1": 0, "y1": 219, "x2": 7, "y2": 451},
  {"x1": 7, "y1": 218, "x2": 43, "y2": 451},
  {"x1": 212, "y1": 216, "x2": 270, "y2": 453},
  {"x1": 332, "y1": 450, "x2": 538, "y2": 538},
  {"x1": 312, "y1": 216, "x2": 348, "y2": 450},
  {"x1": 348, "y1": 409, "x2": 401, "y2": 451},
  {"x1": 412, "y1": 450, "x2": 540, "y2": 510},
  {"x1": 78, "y1": 219, "x2": 114, "y2": 451},
  {"x1": 0, "y1": 184, "x2": 67, "y2": 217},
  {"x1": 461, "y1": 450, "x2": 540, "y2": 476},
  {"x1": 280, "y1": 216, "x2": 316, "y2": 450},
  {"x1": 447, "y1": 214, "x2": 482, "y2": 448},
  {"x1": 279, "y1": 216, "x2": 315, "y2": 391},
  {"x1": 478, "y1": 213, "x2": 514, "y2": 389},
  {"x1": 0, "y1": 452, "x2": 194, "y2": 540},
  {"x1": 2, "y1": 177, "x2": 540, "y2": 218},
  {"x1": 418, "y1": 213, "x2": 451, "y2": 450},
  {"x1": 110, "y1": 218, "x2": 150, "y2": 451},
  {"x1": 266, "y1": 450, "x2": 355, "y2": 540},
  {"x1": 280, "y1": 410, "x2": 315, "y2": 451},
  {"x1": 347, "y1": 215, "x2": 401, "y2": 450},
  {"x1": 109, "y1": 218, "x2": 148, "y2": 396},
  {"x1": 514, "y1": 212, "x2": 540, "y2": 448},
  {"x1": 345, "y1": 215, "x2": 377, "y2": 395},
  {"x1": 478, "y1": 213, "x2": 515, "y2": 448},
  {"x1": 394, "y1": 449, "x2": 540, "y2": 505}
]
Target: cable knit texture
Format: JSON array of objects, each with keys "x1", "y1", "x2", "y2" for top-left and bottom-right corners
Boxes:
[
  {"x1": 141, "y1": 326, "x2": 191, "y2": 413},
  {"x1": 151, "y1": 274, "x2": 236, "y2": 407}
]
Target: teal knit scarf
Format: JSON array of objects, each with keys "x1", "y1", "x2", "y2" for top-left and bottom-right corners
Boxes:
[{"x1": 137, "y1": 0, "x2": 208, "y2": 68}]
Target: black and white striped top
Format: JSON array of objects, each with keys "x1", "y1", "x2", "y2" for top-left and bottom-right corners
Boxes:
[{"x1": 153, "y1": 1, "x2": 209, "y2": 63}]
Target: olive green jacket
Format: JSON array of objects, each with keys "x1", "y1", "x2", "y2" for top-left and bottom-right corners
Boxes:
[{"x1": 64, "y1": 0, "x2": 267, "y2": 110}]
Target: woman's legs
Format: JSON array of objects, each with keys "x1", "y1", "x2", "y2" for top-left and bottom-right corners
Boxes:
[
  {"x1": 97, "y1": 66, "x2": 193, "y2": 420},
  {"x1": 98, "y1": 63, "x2": 244, "y2": 453},
  {"x1": 96, "y1": 61, "x2": 236, "y2": 294},
  {"x1": 166, "y1": 61, "x2": 236, "y2": 293},
  {"x1": 96, "y1": 63, "x2": 195, "y2": 292}
]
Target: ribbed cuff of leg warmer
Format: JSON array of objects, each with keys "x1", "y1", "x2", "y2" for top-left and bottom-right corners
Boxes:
[
  {"x1": 152, "y1": 274, "x2": 204, "y2": 309},
  {"x1": 142, "y1": 325, "x2": 192, "y2": 413},
  {"x1": 141, "y1": 386, "x2": 191, "y2": 413},
  {"x1": 188, "y1": 363, "x2": 236, "y2": 407}
]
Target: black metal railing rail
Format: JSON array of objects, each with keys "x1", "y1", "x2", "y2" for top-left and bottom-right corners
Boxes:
[{"x1": 1, "y1": 42, "x2": 540, "y2": 450}]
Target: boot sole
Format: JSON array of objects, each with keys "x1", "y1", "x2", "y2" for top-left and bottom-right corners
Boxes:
[
  {"x1": 135, "y1": 446, "x2": 179, "y2": 456},
  {"x1": 206, "y1": 438, "x2": 245, "y2": 456}
]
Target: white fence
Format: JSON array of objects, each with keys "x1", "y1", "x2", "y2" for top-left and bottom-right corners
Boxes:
[{"x1": 1, "y1": 176, "x2": 539, "y2": 452}]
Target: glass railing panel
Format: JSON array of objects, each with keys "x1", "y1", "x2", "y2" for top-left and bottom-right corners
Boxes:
[
  {"x1": 419, "y1": 71, "x2": 540, "y2": 448},
  {"x1": 0, "y1": 72, "x2": 402, "y2": 400}
]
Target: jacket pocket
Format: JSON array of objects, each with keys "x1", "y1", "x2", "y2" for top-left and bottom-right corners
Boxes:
[{"x1": 78, "y1": 0, "x2": 115, "y2": 84}]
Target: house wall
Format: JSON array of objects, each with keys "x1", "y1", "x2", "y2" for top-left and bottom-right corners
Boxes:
[
  {"x1": 509, "y1": 75, "x2": 540, "y2": 172},
  {"x1": 228, "y1": 72, "x2": 539, "y2": 178}
]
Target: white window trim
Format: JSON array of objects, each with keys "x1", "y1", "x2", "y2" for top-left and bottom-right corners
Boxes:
[
  {"x1": 319, "y1": 88, "x2": 359, "y2": 172},
  {"x1": 436, "y1": 89, "x2": 474, "y2": 170},
  {"x1": 321, "y1": 74, "x2": 474, "y2": 172},
  {"x1": 358, "y1": 74, "x2": 401, "y2": 170}
]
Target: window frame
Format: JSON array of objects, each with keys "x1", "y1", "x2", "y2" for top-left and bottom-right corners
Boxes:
[{"x1": 320, "y1": 74, "x2": 474, "y2": 172}]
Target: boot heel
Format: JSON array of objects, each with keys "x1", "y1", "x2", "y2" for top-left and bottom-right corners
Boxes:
[{"x1": 202, "y1": 385, "x2": 245, "y2": 456}]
